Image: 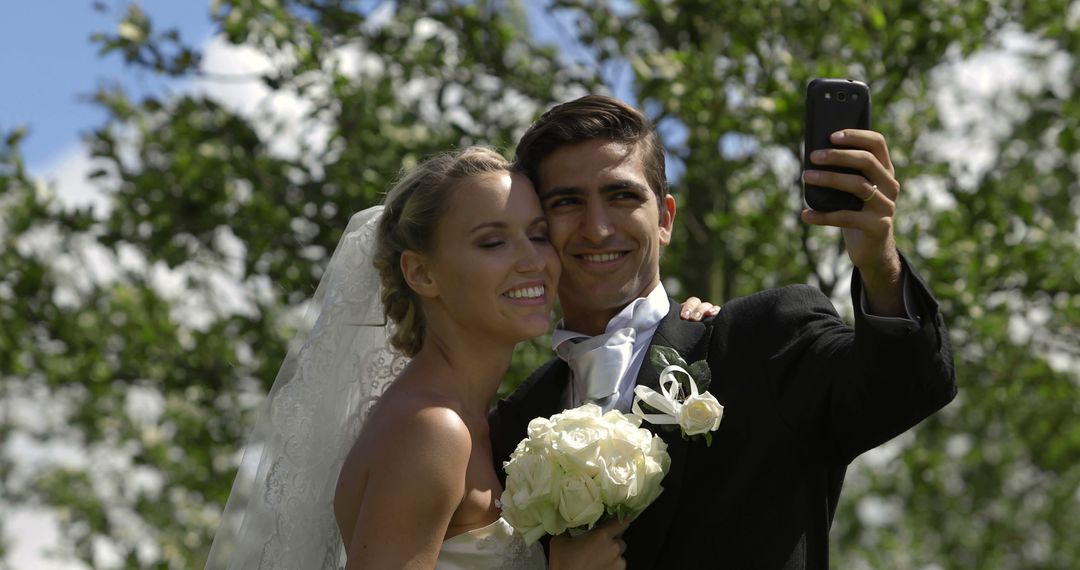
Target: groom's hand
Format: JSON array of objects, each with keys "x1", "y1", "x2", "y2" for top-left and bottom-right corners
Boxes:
[
  {"x1": 680, "y1": 297, "x2": 720, "y2": 321},
  {"x1": 800, "y1": 129, "x2": 904, "y2": 317},
  {"x1": 548, "y1": 517, "x2": 629, "y2": 570}
]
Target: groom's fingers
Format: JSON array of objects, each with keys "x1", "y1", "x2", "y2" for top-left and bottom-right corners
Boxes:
[{"x1": 680, "y1": 297, "x2": 721, "y2": 320}]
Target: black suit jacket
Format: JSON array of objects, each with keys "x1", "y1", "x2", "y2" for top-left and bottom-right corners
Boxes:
[{"x1": 490, "y1": 259, "x2": 956, "y2": 569}]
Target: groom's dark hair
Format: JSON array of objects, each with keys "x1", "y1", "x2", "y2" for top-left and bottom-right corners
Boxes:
[{"x1": 513, "y1": 95, "x2": 669, "y2": 206}]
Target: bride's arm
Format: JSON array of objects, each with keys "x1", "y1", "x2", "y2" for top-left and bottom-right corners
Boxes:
[{"x1": 343, "y1": 407, "x2": 470, "y2": 569}]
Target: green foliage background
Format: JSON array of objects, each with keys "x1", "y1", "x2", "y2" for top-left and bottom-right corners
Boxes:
[{"x1": 2, "y1": 1, "x2": 1078, "y2": 568}]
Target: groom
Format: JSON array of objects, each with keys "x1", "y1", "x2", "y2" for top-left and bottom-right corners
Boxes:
[{"x1": 489, "y1": 95, "x2": 956, "y2": 568}]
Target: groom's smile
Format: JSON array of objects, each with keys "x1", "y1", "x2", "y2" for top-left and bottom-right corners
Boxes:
[
  {"x1": 578, "y1": 251, "x2": 629, "y2": 265},
  {"x1": 537, "y1": 138, "x2": 675, "y2": 334}
]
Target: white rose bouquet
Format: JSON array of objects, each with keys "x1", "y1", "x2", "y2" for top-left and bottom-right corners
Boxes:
[{"x1": 500, "y1": 404, "x2": 671, "y2": 545}]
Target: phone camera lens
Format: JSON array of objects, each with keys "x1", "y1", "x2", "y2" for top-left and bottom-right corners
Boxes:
[{"x1": 836, "y1": 91, "x2": 847, "y2": 102}]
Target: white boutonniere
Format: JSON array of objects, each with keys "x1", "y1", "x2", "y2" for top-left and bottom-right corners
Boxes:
[{"x1": 631, "y1": 346, "x2": 724, "y2": 446}]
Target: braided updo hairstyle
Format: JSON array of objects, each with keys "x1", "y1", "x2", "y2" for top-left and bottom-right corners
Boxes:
[{"x1": 373, "y1": 146, "x2": 513, "y2": 356}]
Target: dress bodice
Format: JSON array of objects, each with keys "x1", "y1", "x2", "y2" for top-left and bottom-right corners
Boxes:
[{"x1": 435, "y1": 517, "x2": 546, "y2": 570}]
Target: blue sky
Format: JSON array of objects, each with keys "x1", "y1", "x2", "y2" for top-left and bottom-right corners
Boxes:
[
  {"x1": 0, "y1": 1, "x2": 617, "y2": 175},
  {"x1": 0, "y1": 1, "x2": 640, "y2": 212},
  {"x1": 0, "y1": 1, "x2": 215, "y2": 171}
]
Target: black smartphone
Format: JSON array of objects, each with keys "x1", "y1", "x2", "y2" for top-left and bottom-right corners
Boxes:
[{"x1": 803, "y1": 78, "x2": 871, "y2": 212}]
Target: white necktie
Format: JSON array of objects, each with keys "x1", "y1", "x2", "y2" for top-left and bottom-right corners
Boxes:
[{"x1": 557, "y1": 327, "x2": 636, "y2": 406}]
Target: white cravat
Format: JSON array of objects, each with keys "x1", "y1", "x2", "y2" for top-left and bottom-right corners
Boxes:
[
  {"x1": 557, "y1": 328, "x2": 637, "y2": 403},
  {"x1": 555, "y1": 284, "x2": 670, "y2": 410}
]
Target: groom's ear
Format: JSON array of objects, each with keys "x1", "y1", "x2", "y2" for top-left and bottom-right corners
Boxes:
[
  {"x1": 401, "y1": 250, "x2": 439, "y2": 298},
  {"x1": 658, "y1": 194, "x2": 676, "y2": 246}
]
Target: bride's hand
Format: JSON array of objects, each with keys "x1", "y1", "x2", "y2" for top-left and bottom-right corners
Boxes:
[
  {"x1": 547, "y1": 518, "x2": 629, "y2": 570},
  {"x1": 680, "y1": 296, "x2": 720, "y2": 321}
]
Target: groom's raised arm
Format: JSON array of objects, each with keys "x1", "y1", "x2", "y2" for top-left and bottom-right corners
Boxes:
[{"x1": 755, "y1": 256, "x2": 955, "y2": 466}]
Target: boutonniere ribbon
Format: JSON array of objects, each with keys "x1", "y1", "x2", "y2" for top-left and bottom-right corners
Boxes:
[{"x1": 631, "y1": 347, "x2": 724, "y2": 445}]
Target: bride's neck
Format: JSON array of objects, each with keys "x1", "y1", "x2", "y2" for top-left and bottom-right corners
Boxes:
[{"x1": 410, "y1": 328, "x2": 514, "y2": 415}]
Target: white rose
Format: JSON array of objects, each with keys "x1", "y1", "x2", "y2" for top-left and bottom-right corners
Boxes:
[
  {"x1": 601, "y1": 408, "x2": 641, "y2": 428},
  {"x1": 501, "y1": 481, "x2": 560, "y2": 544},
  {"x1": 505, "y1": 452, "x2": 559, "y2": 507},
  {"x1": 500, "y1": 488, "x2": 544, "y2": 544},
  {"x1": 559, "y1": 403, "x2": 603, "y2": 419},
  {"x1": 557, "y1": 472, "x2": 604, "y2": 529},
  {"x1": 609, "y1": 419, "x2": 655, "y2": 451},
  {"x1": 594, "y1": 438, "x2": 646, "y2": 506},
  {"x1": 549, "y1": 410, "x2": 610, "y2": 477},
  {"x1": 502, "y1": 451, "x2": 564, "y2": 544},
  {"x1": 677, "y1": 392, "x2": 724, "y2": 436},
  {"x1": 644, "y1": 435, "x2": 671, "y2": 473},
  {"x1": 509, "y1": 438, "x2": 529, "y2": 460},
  {"x1": 527, "y1": 416, "x2": 554, "y2": 439},
  {"x1": 622, "y1": 453, "x2": 667, "y2": 512}
]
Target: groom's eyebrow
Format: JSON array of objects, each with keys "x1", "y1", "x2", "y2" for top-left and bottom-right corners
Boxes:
[
  {"x1": 602, "y1": 180, "x2": 648, "y2": 194},
  {"x1": 539, "y1": 186, "x2": 581, "y2": 201},
  {"x1": 540, "y1": 179, "x2": 647, "y2": 199}
]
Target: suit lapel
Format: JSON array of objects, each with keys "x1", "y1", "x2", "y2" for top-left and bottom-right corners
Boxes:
[
  {"x1": 625, "y1": 303, "x2": 710, "y2": 568},
  {"x1": 636, "y1": 304, "x2": 710, "y2": 393},
  {"x1": 506, "y1": 358, "x2": 570, "y2": 433},
  {"x1": 493, "y1": 359, "x2": 570, "y2": 488}
]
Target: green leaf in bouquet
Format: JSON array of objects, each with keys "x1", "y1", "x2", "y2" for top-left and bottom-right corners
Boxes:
[{"x1": 688, "y1": 360, "x2": 712, "y2": 392}]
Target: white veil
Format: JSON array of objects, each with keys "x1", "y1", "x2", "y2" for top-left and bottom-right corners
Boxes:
[{"x1": 205, "y1": 205, "x2": 409, "y2": 569}]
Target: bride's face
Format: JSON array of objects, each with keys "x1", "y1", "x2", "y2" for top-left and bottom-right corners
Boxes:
[{"x1": 424, "y1": 170, "x2": 560, "y2": 343}]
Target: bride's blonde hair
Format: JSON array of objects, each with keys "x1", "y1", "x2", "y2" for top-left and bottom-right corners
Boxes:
[{"x1": 373, "y1": 146, "x2": 512, "y2": 356}]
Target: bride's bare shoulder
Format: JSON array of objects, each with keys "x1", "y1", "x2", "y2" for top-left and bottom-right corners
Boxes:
[
  {"x1": 335, "y1": 384, "x2": 470, "y2": 522},
  {"x1": 364, "y1": 386, "x2": 472, "y2": 466},
  {"x1": 334, "y1": 381, "x2": 474, "y2": 558}
]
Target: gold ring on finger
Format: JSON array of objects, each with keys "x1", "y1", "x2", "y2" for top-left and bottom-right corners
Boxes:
[{"x1": 862, "y1": 184, "x2": 879, "y2": 203}]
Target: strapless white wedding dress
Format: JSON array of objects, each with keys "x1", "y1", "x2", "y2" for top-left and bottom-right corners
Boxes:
[{"x1": 435, "y1": 517, "x2": 546, "y2": 569}]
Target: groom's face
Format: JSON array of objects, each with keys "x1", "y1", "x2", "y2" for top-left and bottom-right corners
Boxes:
[{"x1": 537, "y1": 138, "x2": 675, "y2": 332}]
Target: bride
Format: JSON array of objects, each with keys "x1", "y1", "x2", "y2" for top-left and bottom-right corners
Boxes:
[
  {"x1": 334, "y1": 147, "x2": 557, "y2": 567},
  {"x1": 205, "y1": 147, "x2": 641, "y2": 569}
]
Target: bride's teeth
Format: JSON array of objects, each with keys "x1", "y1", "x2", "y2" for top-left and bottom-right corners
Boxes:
[
  {"x1": 584, "y1": 252, "x2": 621, "y2": 262},
  {"x1": 507, "y1": 286, "x2": 544, "y2": 299}
]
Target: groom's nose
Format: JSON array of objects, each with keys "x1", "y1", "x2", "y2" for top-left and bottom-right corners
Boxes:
[{"x1": 581, "y1": 199, "x2": 615, "y2": 243}]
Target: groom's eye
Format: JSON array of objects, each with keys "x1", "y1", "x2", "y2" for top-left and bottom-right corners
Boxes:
[{"x1": 547, "y1": 196, "x2": 580, "y2": 208}]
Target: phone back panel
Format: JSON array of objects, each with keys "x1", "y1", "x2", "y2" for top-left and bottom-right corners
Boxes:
[{"x1": 803, "y1": 78, "x2": 871, "y2": 212}]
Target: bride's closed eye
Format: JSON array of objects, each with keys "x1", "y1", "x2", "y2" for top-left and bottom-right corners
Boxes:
[
  {"x1": 528, "y1": 221, "x2": 551, "y2": 244},
  {"x1": 476, "y1": 229, "x2": 549, "y2": 249}
]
